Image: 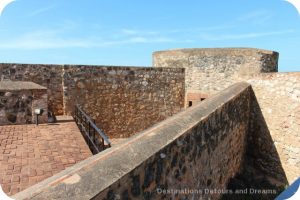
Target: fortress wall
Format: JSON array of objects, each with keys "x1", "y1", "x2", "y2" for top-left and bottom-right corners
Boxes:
[
  {"x1": 62, "y1": 65, "x2": 185, "y2": 138},
  {"x1": 13, "y1": 82, "x2": 252, "y2": 200},
  {"x1": 153, "y1": 48, "x2": 278, "y2": 105},
  {"x1": 0, "y1": 64, "x2": 64, "y2": 115},
  {"x1": 0, "y1": 83, "x2": 48, "y2": 125},
  {"x1": 0, "y1": 64, "x2": 185, "y2": 137},
  {"x1": 247, "y1": 72, "x2": 300, "y2": 183},
  {"x1": 153, "y1": 48, "x2": 299, "y2": 183}
]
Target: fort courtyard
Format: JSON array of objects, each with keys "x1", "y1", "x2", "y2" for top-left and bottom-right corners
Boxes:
[{"x1": 0, "y1": 48, "x2": 299, "y2": 199}]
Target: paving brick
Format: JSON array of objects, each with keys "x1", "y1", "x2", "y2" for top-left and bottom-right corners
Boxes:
[
  {"x1": 2, "y1": 184, "x2": 11, "y2": 194},
  {"x1": 0, "y1": 117, "x2": 92, "y2": 195},
  {"x1": 7, "y1": 165, "x2": 13, "y2": 170},
  {"x1": 13, "y1": 166, "x2": 22, "y2": 173},
  {"x1": 12, "y1": 175, "x2": 20, "y2": 183},
  {"x1": 3, "y1": 150, "x2": 11, "y2": 154},
  {"x1": 6, "y1": 170, "x2": 12, "y2": 175},
  {"x1": 28, "y1": 169, "x2": 36, "y2": 177},
  {"x1": 10, "y1": 187, "x2": 20, "y2": 194},
  {"x1": 2, "y1": 177, "x2": 11, "y2": 184}
]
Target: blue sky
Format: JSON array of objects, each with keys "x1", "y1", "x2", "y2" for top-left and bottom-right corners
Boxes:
[{"x1": 0, "y1": 0, "x2": 299, "y2": 72}]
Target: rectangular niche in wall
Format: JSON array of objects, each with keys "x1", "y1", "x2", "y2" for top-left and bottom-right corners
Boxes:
[
  {"x1": 186, "y1": 92, "x2": 209, "y2": 107},
  {"x1": 0, "y1": 81, "x2": 48, "y2": 125}
]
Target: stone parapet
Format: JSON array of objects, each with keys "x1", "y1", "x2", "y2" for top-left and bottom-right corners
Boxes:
[{"x1": 13, "y1": 82, "x2": 254, "y2": 200}]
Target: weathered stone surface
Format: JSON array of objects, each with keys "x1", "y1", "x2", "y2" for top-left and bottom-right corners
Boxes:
[
  {"x1": 153, "y1": 48, "x2": 299, "y2": 184},
  {"x1": 62, "y1": 65, "x2": 185, "y2": 138},
  {"x1": 0, "y1": 64, "x2": 185, "y2": 137},
  {"x1": 0, "y1": 116, "x2": 92, "y2": 196},
  {"x1": 0, "y1": 81, "x2": 46, "y2": 90},
  {"x1": 13, "y1": 82, "x2": 253, "y2": 200},
  {"x1": 0, "y1": 81, "x2": 48, "y2": 125},
  {"x1": 247, "y1": 73, "x2": 300, "y2": 184},
  {"x1": 153, "y1": 48, "x2": 278, "y2": 106},
  {"x1": 1, "y1": 48, "x2": 298, "y2": 199},
  {"x1": 0, "y1": 64, "x2": 63, "y2": 115}
]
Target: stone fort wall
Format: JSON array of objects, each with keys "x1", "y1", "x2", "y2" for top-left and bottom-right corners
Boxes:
[
  {"x1": 62, "y1": 65, "x2": 185, "y2": 138},
  {"x1": 1, "y1": 48, "x2": 299, "y2": 199},
  {"x1": 153, "y1": 48, "x2": 278, "y2": 106},
  {"x1": 0, "y1": 82, "x2": 48, "y2": 125},
  {"x1": 13, "y1": 83, "x2": 255, "y2": 200},
  {"x1": 153, "y1": 48, "x2": 299, "y2": 184},
  {"x1": 0, "y1": 64, "x2": 63, "y2": 115},
  {"x1": 0, "y1": 64, "x2": 185, "y2": 138}
]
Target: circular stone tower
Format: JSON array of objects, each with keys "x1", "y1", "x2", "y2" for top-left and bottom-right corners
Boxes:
[{"x1": 153, "y1": 48, "x2": 279, "y2": 106}]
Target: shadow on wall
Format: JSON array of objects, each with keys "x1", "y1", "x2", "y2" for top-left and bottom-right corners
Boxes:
[{"x1": 223, "y1": 88, "x2": 288, "y2": 200}]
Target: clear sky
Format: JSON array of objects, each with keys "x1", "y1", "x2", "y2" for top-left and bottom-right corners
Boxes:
[{"x1": 0, "y1": 0, "x2": 299, "y2": 72}]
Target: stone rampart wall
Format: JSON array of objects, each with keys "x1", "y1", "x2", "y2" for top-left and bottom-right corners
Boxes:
[
  {"x1": 0, "y1": 88, "x2": 48, "y2": 125},
  {"x1": 62, "y1": 65, "x2": 185, "y2": 138},
  {"x1": 153, "y1": 48, "x2": 278, "y2": 99},
  {"x1": 13, "y1": 82, "x2": 253, "y2": 200},
  {"x1": 0, "y1": 64, "x2": 185, "y2": 137},
  {"x1": 0, "y1": 64, "x2": 63, "y2": 115},
  {"x1": 153, "y1": 48, "x2": 298, "y2": 183}
]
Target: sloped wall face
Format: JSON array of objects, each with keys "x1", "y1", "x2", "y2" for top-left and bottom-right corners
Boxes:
[
  {"x1": 0, "y1": 64, "x2": 63, "y2": 115},
  {"x1": 97, "y1": 84, "x2": 251, "y2": 200},
  {"x1": 12, "y1": 83, "x2": 252, "y2": 200},
  {"x1": 96, "y1": 85, "x2": 251, "y2": 200},
  {"x1": 247, "y1": 73, "x2": 300, "y2": 184},
  {"x1": 153, "y1": 48, "x2": 278, "y2": 101},
  {"x1": 62, "y1": 65, "x2": 185, "y2": 138},
  {"x1": 153, "y1": 49, "x2": 299, "y2": 183}
]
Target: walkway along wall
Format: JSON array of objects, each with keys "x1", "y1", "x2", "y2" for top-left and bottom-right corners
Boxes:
[{"x1": 13, "y1": 82, "x2": 282, "y2": 200}]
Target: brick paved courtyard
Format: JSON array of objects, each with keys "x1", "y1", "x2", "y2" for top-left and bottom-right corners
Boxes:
[{"x1": 0, "y1": 116, "x2": 92, "y2": 196}]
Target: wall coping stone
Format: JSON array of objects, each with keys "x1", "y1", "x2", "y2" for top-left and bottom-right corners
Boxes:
[
  {"x1": 13, "y1": 82, "x2": 251, "y2": 200},
  {"x1": 0, "y1": 63, "x2": 185, "y2": 72},
  {"x1": 153, "y1": 47, "x2": 278, "y2": 57},
  {"x1": 0, "y1": 81, "x2": 47, "y2": 91}
]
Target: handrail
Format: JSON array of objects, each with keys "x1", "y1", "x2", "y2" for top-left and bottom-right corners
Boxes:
[
  {"x1": 76, "y1": 105, "x2": 111, "y2": 144},
  {"x1": 74, "y1": 104, "x2": 111, "y2": 154}
]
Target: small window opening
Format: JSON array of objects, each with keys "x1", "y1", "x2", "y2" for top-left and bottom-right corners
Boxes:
[
  {"x1": 201, "y1": 98, "x2": 206, "y2": 101},
  {"x1": 188, "y1": 101, "x2": 193, "y2": 107}
]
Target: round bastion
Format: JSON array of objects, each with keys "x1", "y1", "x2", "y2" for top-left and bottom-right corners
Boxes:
[{"x1": 153, "y1": 48, "x2": 279, "y2": 95}]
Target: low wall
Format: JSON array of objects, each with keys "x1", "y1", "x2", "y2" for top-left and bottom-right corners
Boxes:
[
  {"x1": 0, "y1": 81, "x2": 48, "y2": 125},
  {"x1": 63, "y1": 65, "x2": 185, "y2": 138},
  {"x1": 13, "y1": 82, "x2": 252, "y2": 200},
  {"x1": 0, "y1": 64, "x2": 63, "y2": 115}
]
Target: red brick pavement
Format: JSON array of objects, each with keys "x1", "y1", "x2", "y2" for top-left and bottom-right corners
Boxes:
[{"x1": 0, "y1": 116, "x2": 92, "y2": 196}]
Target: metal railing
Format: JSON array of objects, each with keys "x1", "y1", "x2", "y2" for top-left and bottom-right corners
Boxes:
[{"x1": 74, "y1": 105, "x2": 111, "y2": 154}]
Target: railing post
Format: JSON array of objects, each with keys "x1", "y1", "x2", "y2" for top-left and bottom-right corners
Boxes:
[
  {"x1": 93, "y1": 119, "x2": 96, "y2": 146},
  {"x1": 73, "y1": 105, "x2": 111, "y2": 155},
  {"x1": 88, "y1": 121, "x2": 90, "y2": 138},
  {"x1": 102, "y1": 138, "x2": 104, "y2": 150}
]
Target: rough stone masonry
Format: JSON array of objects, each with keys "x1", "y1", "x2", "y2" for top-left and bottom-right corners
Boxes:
[
  {"x1": 153, "y1": 47, "x2": 299, "y2": 184},
  {"x1": 0, "y1": 47, "x2": 299, "y2": 199},
  {"x1": 0, "y1": 81, "x2": 48, "y2": 125},
  {"x1": 0, "y1": 64, "x2": 185, "y2": 138}
]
